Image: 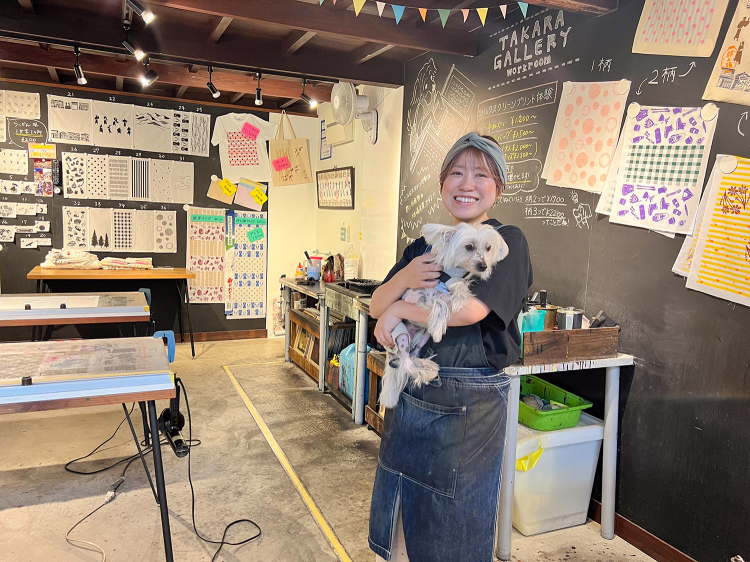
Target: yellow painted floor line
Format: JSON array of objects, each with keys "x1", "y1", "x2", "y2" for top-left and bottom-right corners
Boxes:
[
  {"x1": 223, "y1": 359, "x2": 286, "y2": 368},
  {"x1": 223, "y1": 365, "x2": 352, "y2": 562}
]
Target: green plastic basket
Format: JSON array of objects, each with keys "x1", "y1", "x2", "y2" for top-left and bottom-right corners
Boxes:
[{"x1": 518, "y1": 375, "x2": 593, "y2": 431}]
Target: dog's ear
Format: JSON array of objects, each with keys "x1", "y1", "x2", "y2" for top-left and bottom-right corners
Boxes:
[{"x1": 421, "y1": 223, "x2": 455, "y2": 249}]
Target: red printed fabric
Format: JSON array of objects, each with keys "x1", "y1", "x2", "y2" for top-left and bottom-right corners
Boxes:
[{"x1": 226, "y1": 132, "x2": 259, "y2": 168}]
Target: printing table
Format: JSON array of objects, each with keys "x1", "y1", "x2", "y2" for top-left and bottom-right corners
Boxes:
[{"x1": 0, "y1": 337, "x2": 177, "y2": 562}]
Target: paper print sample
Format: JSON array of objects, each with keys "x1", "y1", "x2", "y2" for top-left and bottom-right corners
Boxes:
[
  {"x1": 149, "y1": 159, "x2": 173, "y2": 203},
  {"x1": 187, "y1": 207, "x2": 226, "y2": 303},
  {"x1": 0, "y1": 202, "x2": 17, "y2": 218},
  {"x1": 5, "y1": 91, "x2": 40, "y2": 119},
  {"x1": 172, "y1": 111, "x2": 192, "y2": 154},
  {"x1": 107, "y1": 155, "x2": 131, "y2": 200},
  {"x1": 34, "y1": 159, "x2": 54, "y2": 197},
  {"x1": 63, "y1": 206, "x2": 89, "y2": 250},
  {"x1": 705, "y1": 1, "x2": 750, "y2": 105},
  {"x1": 633, "y1": 0, "x2": 729, "y2": 57},
  {"x1": 190, "y1": 112, "x2": 211, "y2": 158},
  {"x1": 542, "y1": 80, "x2": 630, "y2": 193},
  {"x1": 112, "y1": 209, "x2": 135, "y2": 252},
  {"x1": 133, "y1": 108, "x2": 173, "y2": 153},
  {"x1": 672, "y1": 165, "x2": 714, "y2": 276},
  {"x1": 171, "y1": 161, "x2": 194, "y2": 205},
  {"x1": 63, "y1": 152, "x2": 87, "y2": 198},
  {"x1": 0, "y1": 226, "x2": 16, "y2": 243},
  {"x1": 88, "y1": 207, "x2": 113, "y2": 251},
  {"x1": 609, "y1": 104, "x2": 718, "y2": 234},
  {"x1": 135, "y1": 210, "x2": 155, "y2": 253},
  {"x1": 47, "y1": 95, "x2": 93, "y2": 145},
  {"x1": 154, "y1": 211, "x2": 177, "y2": 253},
  {"x1": 86, "y1": 154, "x2": 108, "y2": 199},
  {"x1": 0, "y1": 149, "x2": 29, "y2": 175},
  {"x1": 686, "y1": 155, "x2": 750, "y2": 307},
  {"x1": 131, "y1": 157, "x2": 150, "y2": 201},
  {"x1": 227, "y1": 211, "x2": 267, "y2": 318},
  {"x1": 92, "y1": 100, "x2": 134, "y2": 149}
]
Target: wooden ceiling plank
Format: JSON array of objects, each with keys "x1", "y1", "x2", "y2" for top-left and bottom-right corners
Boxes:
[
  {"x1": 207, "y1": 16, "x2": 233, "y2": 43},
  {"x1": 282, "y1": 30, "x2": 317, "y2": 55},
  {"x1": 229, "y1": 92, "x2": 244, "y2": 103},
  {"x1": 47, "y1": 66, "x2": 60, "y2": 82},
  {"x1": 354, "y1": 43, "x2": 394, "y2": 65},
  {"x1": 280, "y1": 98, "x2": 298, "y2": 109},
  {"x1": 116, "y1": 76, "x2": 124, "y2": 91},
  {"x1": 175, "y1": 84, "x2": 189, "y2": 97}
]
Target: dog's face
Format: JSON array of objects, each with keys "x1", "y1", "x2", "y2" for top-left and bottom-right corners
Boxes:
[{"x1": 421, "y1": 222, "x2": 509, "y2": 281}]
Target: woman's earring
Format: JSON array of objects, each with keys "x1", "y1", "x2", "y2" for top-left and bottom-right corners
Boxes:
[{"x1": 492, "y1": 199, "x2": 499, "y2": 208}]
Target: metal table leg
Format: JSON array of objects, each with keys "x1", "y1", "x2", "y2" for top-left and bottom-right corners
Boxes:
[
  {"x1": 284, "y1": 287, "x2": 292, "y2": 362},
  {"x1": 148, "y1": 400, "x2": 174, "y2": 562},
  {"x1": 139, "y1": 401, "x2": 150, "y2": 447},
  {"x1": 318, "y1": 295, "x2": 328, "y2": 392},
  {"x1": 496, "y1": 374, "x2": 521, "y2": 561},
  {"x1": 601, "y1": 366, "x2": 620, "y2": 540},
  {"x1": 354, "y1": 309, "x2": 368, "y2": 425},
  {"x1": 175, "y1": 281, "x2": 185, "y2": 344},
  {"x1": 183, "y1": 280, "x2": 195, "y2": 359}
]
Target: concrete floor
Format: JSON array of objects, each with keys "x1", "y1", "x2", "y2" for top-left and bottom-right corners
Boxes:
[{"x1": 0, "y1": 338, "x2": 656, "y2": 562}]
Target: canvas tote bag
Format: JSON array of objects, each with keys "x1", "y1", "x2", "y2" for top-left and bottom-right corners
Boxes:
[{"x1": 268, "y1": 111, "x2": 313, "y2": 186}]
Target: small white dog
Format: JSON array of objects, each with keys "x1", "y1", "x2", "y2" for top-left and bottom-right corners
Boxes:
[{"x1": 380, "y1": 222, "x2": 509, "y2": 408}]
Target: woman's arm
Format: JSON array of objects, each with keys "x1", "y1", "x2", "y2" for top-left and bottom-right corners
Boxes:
[{"x1": 369, "y1": 254, "x2": 443, "y2": 319}]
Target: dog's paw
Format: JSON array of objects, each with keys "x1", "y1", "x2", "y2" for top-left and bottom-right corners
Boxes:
[{"x1": 411, "y1": 357, "x2": 440, "y2": 386}]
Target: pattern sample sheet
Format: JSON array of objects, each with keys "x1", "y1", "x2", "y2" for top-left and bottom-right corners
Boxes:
[
  {"x1": 154, "y1": 211, "x2": 177, "y2": 253},
  {"x1": 131, "y1": 158, "x2": 150, "y2": 201},
  {"x1": 63, "y1": 206, "x2": 89, "y2": 249},
  {"x1": 672, "y1": 166, "x2": 714, "y2": 276},
  {"x1": 0, "y1": 149, "x2": 29, "y2": 175},
  {"x1": 63, "y1": 152, "x2": 87, "y2": 198},
  {"x1": 88, "y1": 207, "x2": 113, "y2": 251},
  {"x1": 172, "y1": 111, "x2": 192, "y2": 154},
  {"x1": 187, "y1": 207, "x2": 226, "y2": 303},
  {"x1": 86, "y1": 154, "x2": 108, "y2": 199},
  {"x1": 107, "y1": 155, "x2": 131, "y2": 200},
  {"x1": 0, "y1": 202, "x2": 16, "y2": 218},
  {"x1": 112, "y1": 209, "x2": 135, "y2": 252},
  {"x1": 171, "y1": 161, "x2": 195, "y2": 204},
  {"x1": 149, "y1": 159, "x2": 173, "y2": 203},
  {"x1": 609, "y1": 104, "x2": 718, "y2": 234},
  {"x1": 92, "y1": 100, "x2": 134, "y2": 149},
  {"x1": 190, "y1": 113, "x2": 211, "y2": 158},
  {"x1": 5, "y1": 91, "x2": 40, "y2": 119},
  {"x1": 633, "y1": 0, "x2": 729, "y2": 57},
  {"x1": 704, "y1": 1, "x2": 750, "y2": 105},
  {"x1": 48, "y1": 95, "x2": 92, "y2": 145},
  {"x1": 687, "y1": 155, "x2": 750, "y2": 306},
  {"x1": 135, "y1": 210, "x2": 155, "y2": 252},
  {"x1": 542, "y1": 80, "x2": 630, "y2": 193},
  {"x1": 133, "y1": 108, "x2": 173, "y2": 153},
  {"x1": 227, "y1": 211, "x2": 267, "y2": 318}
]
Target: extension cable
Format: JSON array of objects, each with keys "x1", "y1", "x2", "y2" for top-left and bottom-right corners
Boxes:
[{"x1": 65, "y1": 477, "x2": 125, "y2": 562}]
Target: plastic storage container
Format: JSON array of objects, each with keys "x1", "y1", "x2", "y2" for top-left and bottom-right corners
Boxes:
[
  {"x1": 338, "y1": 343, "x2": 370, "y2": 402},
  {"x1": 518, "y1": 375, "x2": 593, "y2": 431},
  {"x1": 513, "y1": 411, "x2": 603, "y2": 536}
]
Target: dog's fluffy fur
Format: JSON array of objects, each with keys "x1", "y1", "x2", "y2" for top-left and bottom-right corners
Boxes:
[{"x1": 380, "y1": 222, "x2": 509, "y2": 408}]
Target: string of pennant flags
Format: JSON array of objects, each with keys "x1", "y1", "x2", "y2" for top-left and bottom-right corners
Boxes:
[{"x1": 317, "y1": 0, "x2": 530, "y2": 27}]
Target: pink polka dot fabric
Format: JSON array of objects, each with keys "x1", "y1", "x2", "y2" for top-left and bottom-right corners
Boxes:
[
  {"x1": 542, "y1": 81, "x2": 630, "y2": 193},
  {"x1": 633, "y1": 0, "x2": 729, "y2": 57}
]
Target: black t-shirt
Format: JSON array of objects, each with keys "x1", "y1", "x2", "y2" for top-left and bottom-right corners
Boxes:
[{"x1": 383, "y1": 218, "x2": 533, "y2": 369}]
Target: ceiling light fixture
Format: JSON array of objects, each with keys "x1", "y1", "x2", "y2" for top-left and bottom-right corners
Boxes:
[
  {"x1": 122, "y1": 39, "x2": 146, "y2": 61},
  {"x1": 255, "y1": 73, "x2": 263, "y2": 106},
  {"x1": 207, "y1": 65, "x2": 220, "y2": 99},
  {"x1": 73, "y1": 46, "x2": 87, "y2": 85},
  {"x1": 126, "y1": 0, "x2": 155, "y2": 24},
  {"x1": 140, "y1": 59, "x2": 158, "y2": 87},
  {"x1": 300, "y1": 78, "x2": 317, "y2": 108}
]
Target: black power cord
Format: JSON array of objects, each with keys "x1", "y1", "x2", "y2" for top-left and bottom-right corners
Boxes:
[{"x1": 65, "y1": 379, "x2": 262, "y2": 561}]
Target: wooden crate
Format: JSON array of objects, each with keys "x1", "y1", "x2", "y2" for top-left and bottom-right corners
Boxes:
[{"x1": 522, "y1": 327, "x2": 619, "y2": 365}]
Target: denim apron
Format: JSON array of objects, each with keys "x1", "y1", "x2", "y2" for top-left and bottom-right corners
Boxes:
[{"x1": 368, "y1": 321, "x2": 511, "y2": 562}]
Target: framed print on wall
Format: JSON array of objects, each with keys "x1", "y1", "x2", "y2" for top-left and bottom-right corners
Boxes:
[{"x1": 316, "y1": 166, "x2": 355, "y2": 209}]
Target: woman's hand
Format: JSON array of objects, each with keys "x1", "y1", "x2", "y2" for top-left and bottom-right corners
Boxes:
[
  {"x1": 374, "y1": 303, "x2": 406, "y2": 348},
  {"x1": 396, "y1": 254, "x2": 443, "y2": 290}
]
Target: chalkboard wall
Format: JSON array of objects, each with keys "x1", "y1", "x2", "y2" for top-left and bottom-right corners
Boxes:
[
  {"x1": 0, "y1": 79, "x2": 270, "y2": 340},
  {"x1": 398, "y1": 1, "x2": 749, "y2": 560}
]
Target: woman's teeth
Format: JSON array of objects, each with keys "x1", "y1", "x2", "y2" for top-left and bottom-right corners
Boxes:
[{"x1": 455, "y1": 196, "x2": 476, "y2": 203}]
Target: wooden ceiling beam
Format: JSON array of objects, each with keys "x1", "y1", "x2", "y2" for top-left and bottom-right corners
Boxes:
[
  {"x1": 229, "y1": 92, "x2": 244, "y2": 103},
  {"x1": 280, "y1": 98, "x2": 298, "y2": 109},
  {"x1": 46, "y1": 66, "x2": 59, "y2": 82},
  {"x1": 0, "y1": 41, "x2": 333, "y2": 100},
  {"x1": 116, "y1": 76, "x2": 124, "y2": 90},
  {"x1": 175, "y1": 84, "x2": 188, "y2": 97},
  {"x1": 282, "y1": 30, "x2": 317, "y2": 55},
  {"x1": 18, "y1": 0, "x2": 34, "y2": 12},
  {"x1": 207, "y1": 16, "x2": 233, "y2": 43},
  {"x1": 354, "y1": 43, "x2": 394, "y2": 65}
]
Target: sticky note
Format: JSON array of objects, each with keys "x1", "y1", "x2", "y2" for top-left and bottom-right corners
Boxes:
[
  {"x1": 241, "y1": 122, "x2": 260, "y2": 140},
  {"x1": 247, "y1": 228, "x2": 264, "y2": 242},
  {"x1": 219, "y1": 178, "x2": 237, "y2": 197},
  {"x1": 272, "y1": 156, "x2": 291, "y2": 171},
  {"x1": 251, "y1": 186, "x2": 268, "y2": 206}
]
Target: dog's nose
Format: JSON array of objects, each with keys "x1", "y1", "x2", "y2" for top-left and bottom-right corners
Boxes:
[{"x1": 477, "y1": 262, "x2": 487, "y2": 272}]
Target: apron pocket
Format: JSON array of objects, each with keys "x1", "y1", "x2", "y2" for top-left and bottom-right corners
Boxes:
[{"x1": 379, "y1": 392, "x2": 467, "y2": 498}]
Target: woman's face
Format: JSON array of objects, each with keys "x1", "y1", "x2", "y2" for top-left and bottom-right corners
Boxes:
[{"x1": 441, "y1": 151, "x2": 498, "y2": 224}]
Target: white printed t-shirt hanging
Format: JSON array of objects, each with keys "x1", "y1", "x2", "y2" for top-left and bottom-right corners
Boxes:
[{"x1": 211, "y1": 113, "x2": 278, "y2": 183}]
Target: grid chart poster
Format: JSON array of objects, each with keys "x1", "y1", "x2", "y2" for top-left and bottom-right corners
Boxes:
[
  {"x1": 317, "y1": 166, "x2": 354, "y2": 209},
  {"x1": 226, "y1": 211, "x2": 267, "y2": 319},
  {"x1": 686, "y1": 155, "x2": 750, "y2": 307},
  {"x1": 187, "y1": 207, "x2": 226, "y2": 304}
]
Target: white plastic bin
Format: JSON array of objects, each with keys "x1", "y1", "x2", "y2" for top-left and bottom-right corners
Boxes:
[{"x1": 512, "y1": 411, "x2": 603, "y2": 536}]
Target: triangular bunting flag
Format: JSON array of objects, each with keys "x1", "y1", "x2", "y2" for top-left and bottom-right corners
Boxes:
[
  {"x1": 376, "y1": 1, "x2": 385, "y2": 16},
  {"x1": 476, "y1": 7, "x2": 488, "y2": 25},
  {"x1": 437, "y1": 9, "x2": 450, "y2": 27},
  {"x1": 319, "y1": 0, "x2": 324, "y2": 4},
  {"x1": 518, "y1": 1, "x2": 528, "y2": 17},
  {"x1": 461, "y1": 9, "x2": 469, "y2": 22},
  {"x1": 419, "y1": 8, "x2": 428, "y2": 21},
  {"x1": 392, "y1": 4, "x2": 405, "y2": 24},
  {"x1": 353, "y1": 0, "x2": 366, "y2": 15},
  {"x1": 499, "y1": 4, "x2": 507, "y2": 18},
  {"x1": 332, "y1": 0, "x2": 337, "y2": 4}
]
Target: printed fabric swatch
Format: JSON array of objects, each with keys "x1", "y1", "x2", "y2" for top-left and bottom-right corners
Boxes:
[
  {"x1": 0, "y1": 149, "x2": 29, "y2": 175},
  {"x1": 149, "y1": 159, "x2": 173, "y2": 203},
  {"x1": 0, "y1": 114, "x2": 5, "y2": 144},
  {"x1": 608, "y1": 103, "x2": 719, "y2": 234},
  {"x1": 0, "y1": 225, "x2": 16, "y2": 242},
  {"x1": 686, "y1": 154, "x2": 750, "y2": 307},
  {"x1": 171, "y1": 161, "x2": 195, "y2": 204},
  {"x1": 227, "y1": 211, "x2": 267, "y2": 319},
  {"x1": 63, "y1": 152, "x2": 87, "y2": 198},
  {"x1": 187, "y1": 206, "x2": 226, "y2": 303},
  {"x1": 133, "y1": 108, "x2": 173, "y2": 153},
  {"x1": 542, "y1": 80, "x2": 631, "y2": 193},
  {"x1": 172, "y1": 111, "x2": 192, "y2": 154},
  {"x1": 88, "y1": 207, "x2": 113, "y2": 251},
  {"x1": 190, "y1": 112, "x2": 211, "y2": 158},
  {"x1": 131, "y1": 157, "x2": 150, "y2": 201},
  {"x1": 63, "y1": 206, "x2": 89, "y2": 250},
  {"x1": 34, "y1": 159, "x2": 54, "y2": 197},
  {"x1": 5, "y1": 91, "x2": 40, "y2": 119},
  {"x1": 47, "y1": 95, "x2": 93, "y2": 145},
  {"x1": 107, "y1": 155, "x2": 131, "y2": 200},
  {"x1": 0, "y1": 202, "x2": 16, "y2": 218},
  {"x1": 154, "y1": 210, "x2": 177, "y2": 253},
  {"x1": 633, "y1": 0, "x2": 729, "y2": 57},
  {"x1": 86, "y1": 154, "x2": 108, "y2": 199},
  {"x1": 112, "y1": 208, "x2": 135, "y2": 252},
  {"x1": 672, "y1": 163, "x2": 715, "y2": 276},
  {"x1": 1, "y1": 180, "x2": 20, "y2": 195},
  {"x1": 135, "y1": 209, "x2": 155, "y2": 253},
  {"x1": 704, "y1": 1, "x2": 750, "y2": 105},
  {"x1": 92, "y1": 100, "x2": 134, "y2": 149}
]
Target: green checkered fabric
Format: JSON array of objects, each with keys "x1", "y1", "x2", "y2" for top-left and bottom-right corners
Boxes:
[{"x1": 624, "y1": 144, "x2": 704, "y2": 184}]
